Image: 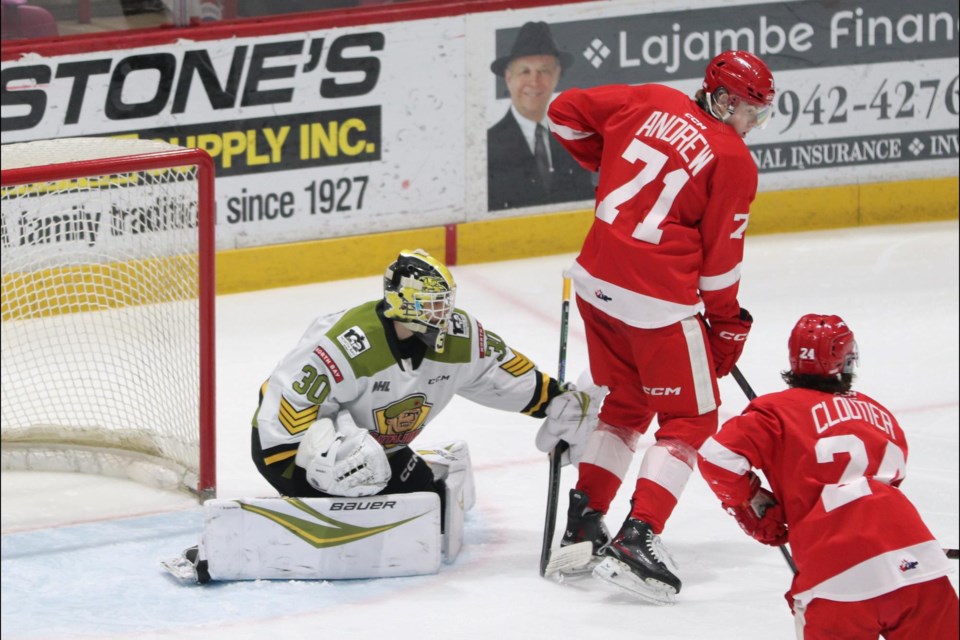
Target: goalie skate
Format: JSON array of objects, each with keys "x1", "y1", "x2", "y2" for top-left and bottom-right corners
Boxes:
[
  {"x1": 160, "y1": 545, "x2": 209, "y2": 584},
  {"x1": 161, "y1": 555, "x2": 199, "y2": 583},
  {"x1": 592, "y1": 556, "x2": 677, "y2": 605}
]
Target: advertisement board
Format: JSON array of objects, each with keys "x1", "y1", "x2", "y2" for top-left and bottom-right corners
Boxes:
[
  {"x1": 3, "y1": 0, "x2": 957, "y2": 254},
  {"x1": 3, "y1": 19, "x2": 465, "y2": 250},
  {"x1": 475, "y1": 0, "x2": 958, "y2": 208}
]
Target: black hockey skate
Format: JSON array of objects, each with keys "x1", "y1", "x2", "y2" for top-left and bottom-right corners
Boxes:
[
  {"x1": 593, "y1": 518, "x2": 680, "y2": 605},
  {"x1": 546, "y1": 490, "x2": 611, "y2": 576},
  {"x1": 561, "y1": 489, "x2": 611, "y2": 554}
]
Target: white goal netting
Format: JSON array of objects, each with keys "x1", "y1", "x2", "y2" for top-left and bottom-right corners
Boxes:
[{"x1": 1, "y1": 138, "x2": 216, "y2": 498}]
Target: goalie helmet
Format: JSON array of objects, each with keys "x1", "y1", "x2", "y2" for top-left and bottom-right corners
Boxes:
[
  {"x1": 703, "y1": 50, "x2": 775, "y2": 129},
  {"x1": 788, "y1": 314, "x2": 859, "y2": 378},
  {"x1": 383, "y1": 249, "x2": 457, "y2": 353}
]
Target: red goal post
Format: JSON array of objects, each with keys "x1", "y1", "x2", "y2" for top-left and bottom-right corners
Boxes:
[{"x1": 1, "y1": 138, "x2": 216, "y2": 500}]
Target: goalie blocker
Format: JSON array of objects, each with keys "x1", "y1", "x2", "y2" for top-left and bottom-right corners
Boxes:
[{"x1": 164, "y1": 441, "x2": 474, "y2": 583}]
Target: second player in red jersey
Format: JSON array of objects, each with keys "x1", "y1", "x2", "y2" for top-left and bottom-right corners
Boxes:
[{"x1": 699, "y1": 314, "x2": 957, "y2": 639}]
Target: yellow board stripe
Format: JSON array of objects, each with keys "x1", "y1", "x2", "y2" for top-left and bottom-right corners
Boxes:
[
  {"x1": 4, "y1": 179, "x2": 952, "y2": 307},
  {"x1": 1, "y1": 257, "x2": 196, "y2": 321},
  {"x1": 216, "y1": 177, "x2": 957, "y2": 294}
]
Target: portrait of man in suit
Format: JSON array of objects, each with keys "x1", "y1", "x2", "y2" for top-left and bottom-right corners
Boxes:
[{"x1": 487, "y1": 21, "x2": 595, "y2": 211}]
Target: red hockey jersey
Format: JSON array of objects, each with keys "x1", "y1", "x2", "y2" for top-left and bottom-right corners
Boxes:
[
  {"x1": 699, "y1": 387, "x2": 952, "y2": 605},
  {"x1": 548, "y1": 84, "x2": 757, "y2": 327}
]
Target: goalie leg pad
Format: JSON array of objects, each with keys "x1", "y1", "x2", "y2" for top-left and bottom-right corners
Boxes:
[
  {"x1": 196, "y1": 494, "x2": 441, "y2": 581},
  {"x1": 441, "y1": 469, "x2": 466, "y2": 564},
  {"x1": 416, "y1": 440, "x2": 476, "y2": 511}
]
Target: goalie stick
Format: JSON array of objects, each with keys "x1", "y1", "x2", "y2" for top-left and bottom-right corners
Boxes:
[
  {"x1": 539, "y1": 277, "x2": 572, "y2": 577},
  {"x1": 730, "y1": 365, "x2": 800, "y2": 576}
]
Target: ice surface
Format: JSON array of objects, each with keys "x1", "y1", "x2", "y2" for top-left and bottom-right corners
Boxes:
[{"x1": 2, "y1": 221, "x2": 957, "y2": 640}]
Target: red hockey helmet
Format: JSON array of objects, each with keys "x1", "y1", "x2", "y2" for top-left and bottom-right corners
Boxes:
[
  {"x1": 703, "y1": 50, "x2": 775, "y2": 107},
  {"x1": 788, "y1": 314, "x2": 859, "y2": 377}
]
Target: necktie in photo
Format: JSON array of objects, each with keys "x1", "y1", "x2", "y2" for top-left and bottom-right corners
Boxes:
[{"x1": 534, "y1": 123, "x2": 552, "y2": 190}]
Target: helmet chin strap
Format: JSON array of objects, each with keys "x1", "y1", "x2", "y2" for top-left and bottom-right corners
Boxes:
[{"x1": 705, "y1": 91, "x2": 732, "y2": 122}]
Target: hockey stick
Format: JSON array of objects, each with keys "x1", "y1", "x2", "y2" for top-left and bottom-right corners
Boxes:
[
  {"x1": 539, "y1": 277, "x2": 572, "y2": 577},
  {"x1": 732, "y1": 368, "x2": 960, "y2": 565},
  {"x1": 729, "y1": 365, "x2": 800, "y2": 575},
  {"x1": 733, "y1": 369, "x2": 960, "y2": 563}
]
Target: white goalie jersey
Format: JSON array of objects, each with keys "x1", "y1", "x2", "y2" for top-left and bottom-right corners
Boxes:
[{"x1": 254, "y1": 300, "x2": 555, "y2": 462}]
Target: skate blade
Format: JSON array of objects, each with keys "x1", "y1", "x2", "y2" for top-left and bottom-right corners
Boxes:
[
  {"x1": 592, "y1": 557, "x2": 677, "y2": 605},
  {"x1": 161, "y1": 556, "x2": 198, "y2": 583},
  {"x1": 545, "y1": 541, "x2": 594, "y2": 576}
]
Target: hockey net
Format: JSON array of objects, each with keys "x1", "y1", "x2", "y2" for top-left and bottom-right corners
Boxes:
[{"x1": 1, "y1": 138, "x2": 216, "y2": 499}]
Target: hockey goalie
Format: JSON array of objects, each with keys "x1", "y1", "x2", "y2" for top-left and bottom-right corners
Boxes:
[{"x1": 165, "y1": 249, "x2": 604, "y2": 584}]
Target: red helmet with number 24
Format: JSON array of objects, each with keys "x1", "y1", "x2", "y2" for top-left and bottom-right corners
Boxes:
[{"x1": 788, "y1": 314, "x2": 859, "y2": 378}]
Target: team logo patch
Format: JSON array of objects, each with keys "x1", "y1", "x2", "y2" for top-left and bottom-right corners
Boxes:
[
  {"x1": 313, "y1": 346, "x2": 344, "y2": 382},
  {"x1": 373, "y1": 393, "x2": 433, "y2": 448},
  {"x1": 337, "y1": 326, "x2": 370, "y2": 358},
  {"x1": 595, "y1": 289, "x2": 612, "y2": 302},
  {"x1": 448, "y1": 312, "x2": 469, "y2": 338}
]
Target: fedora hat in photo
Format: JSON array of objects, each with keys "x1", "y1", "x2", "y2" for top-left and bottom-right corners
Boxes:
[{"x1": 490, "y1": 21, "x2": 574, "y2": 76}]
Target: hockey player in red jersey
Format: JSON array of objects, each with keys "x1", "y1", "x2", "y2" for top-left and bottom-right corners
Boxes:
[
  {"x1": 543, "y1": 50, "x2": 775, "y2": 602},
  {"x1": 699, "y1": 314, "x2": 958, "y2": 639}
]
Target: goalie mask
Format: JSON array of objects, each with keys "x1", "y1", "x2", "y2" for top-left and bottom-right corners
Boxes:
[
  {"x1": 788, "y1": 314, "x2": 859, "y2": 378},
  {"x1": 383, "y1": 249, "x2": 457, "y2": 353},
  {"x1": 703, "y1": 50, "x2": 775, "y2": 130}
]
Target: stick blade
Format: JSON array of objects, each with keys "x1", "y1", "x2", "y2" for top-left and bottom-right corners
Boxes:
[{"x1": 545, "y1": 541, "x2": 593, "y2": 576}]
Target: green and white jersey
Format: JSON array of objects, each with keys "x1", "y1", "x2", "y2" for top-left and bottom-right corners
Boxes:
[{"x1": 254, "y1": 300, "x2": 554, "y2": 460}]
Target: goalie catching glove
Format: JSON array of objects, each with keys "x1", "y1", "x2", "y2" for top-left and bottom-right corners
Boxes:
[
  {"x1": 721, "y1": 471, "x2": 788, "y2": 547},
  {"x1": 535, "y1": 382, "x2": 607, "y2": 466},
  {"x1": 295, "y1": 415, "x2": 391, "y2": 497}
]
